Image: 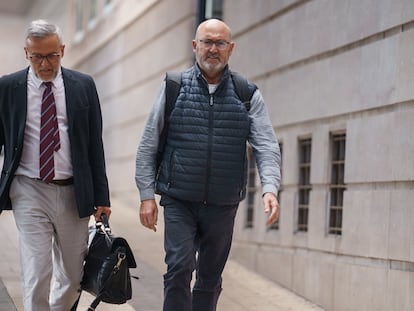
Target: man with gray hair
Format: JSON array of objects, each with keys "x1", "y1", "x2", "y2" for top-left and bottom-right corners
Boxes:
[{"x1": 0, "y1": 20, "x2": 111, "y2": 310}]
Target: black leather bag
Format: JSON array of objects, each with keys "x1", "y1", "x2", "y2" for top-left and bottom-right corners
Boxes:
[{"x1": 81, "y1": 214, "x2": 137, "y2": 310}]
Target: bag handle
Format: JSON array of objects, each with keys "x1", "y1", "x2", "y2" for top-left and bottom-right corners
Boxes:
[{"x1": 96, "y1": 213, "x2": 111, "y2": 234}]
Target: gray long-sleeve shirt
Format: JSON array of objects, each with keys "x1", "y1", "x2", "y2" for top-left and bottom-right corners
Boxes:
[{"x1": 135, "y1": 81, "x2": 281, "y2": 201}]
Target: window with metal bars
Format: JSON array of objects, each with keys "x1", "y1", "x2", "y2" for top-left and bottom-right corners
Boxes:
[
  {"x1": 75, "y1": 0, "x2": 84, "y2": 33},
  {"x1": 88, "y1": 0, "x2": 98, "y2": 29},
  {"x1": 89, "y1": 0, "x2": 97, "y2": 20},
  {"x1": 197, "y1": 0, "x2": 223, "y2": 24},
  {"x1": 328, "y1": 133, "x2": 346, "y2": 235},
  {"x1": 298, "y1": 138, "x2": 312, "y2": 232}
]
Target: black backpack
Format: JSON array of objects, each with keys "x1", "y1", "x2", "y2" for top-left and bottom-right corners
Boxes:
[{"x1": 156, "y1": 71, "x2": 257, "y2": 171}]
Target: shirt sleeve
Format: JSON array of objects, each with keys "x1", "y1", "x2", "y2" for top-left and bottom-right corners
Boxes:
[
  {"x1": 247, "y1": 89, "x2": 281, "y2": 196},
  {"x1": 135, "y1": 81, "x2": 166, "y2": 201}
]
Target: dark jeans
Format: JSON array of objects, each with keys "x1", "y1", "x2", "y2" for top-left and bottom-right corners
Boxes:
[{"x1": 160, "y1": 195, "x2": 238, "y2": 311}]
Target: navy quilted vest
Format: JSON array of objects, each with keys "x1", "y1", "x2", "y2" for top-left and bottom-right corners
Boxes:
[{"x1": 156, "y1": 66, "x2": 253, "y2": 205}]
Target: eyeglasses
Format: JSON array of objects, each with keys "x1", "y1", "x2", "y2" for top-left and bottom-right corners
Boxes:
[
  {"x1": 28, "y1": 53, "x2": 61, "y2": 64},
  {"x1": 198, "y1": 39, "x2": 231, "y2": 50}
]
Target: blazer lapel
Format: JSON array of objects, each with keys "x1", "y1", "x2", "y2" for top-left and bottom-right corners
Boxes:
[
  {"x1": 13, "y1": 69, "x2": 29, "y2": 142},
  {"x1": 61, "y1": 68, "x2": 79, "y2": 128}
]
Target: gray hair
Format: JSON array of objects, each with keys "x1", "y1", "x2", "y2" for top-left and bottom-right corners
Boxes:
[{"x1": 25, "y1": 19, "x2": 63, "y2": 45}]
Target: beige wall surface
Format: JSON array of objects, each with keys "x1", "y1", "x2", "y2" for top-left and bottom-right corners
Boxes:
[
  {"x1": 224, "y1": 1, "x2": 414, "y2": 310},
  {"x1": 1, "y1": 1, "x2": 413, "y2": 310},
  {"x1": 0, "y1": 1, "x2": 71, "y2": 76},
  {"x1": 0, "y1": 14, "x2": 27, "y2": 75},
  {"x1": 68, "y1": 0, "x2": 197, "y2": 197}
]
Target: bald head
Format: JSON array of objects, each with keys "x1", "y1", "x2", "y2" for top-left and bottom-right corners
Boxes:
[{"x1": 195, "y1": 19, "x2": 232, "y2": 42}]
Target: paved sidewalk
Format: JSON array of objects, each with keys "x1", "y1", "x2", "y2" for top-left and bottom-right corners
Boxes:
[{"x1": 0, "y1": 196, "x2": 324, "y2": 311}]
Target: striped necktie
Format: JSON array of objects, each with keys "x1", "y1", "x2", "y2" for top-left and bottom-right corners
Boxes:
[{"x1": 39, "y1": 82, "x2": 60, "y2": 183}]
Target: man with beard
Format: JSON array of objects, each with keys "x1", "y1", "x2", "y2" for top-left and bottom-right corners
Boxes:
[{"x1": 135, "y1": 18, "x2": 281, "y2": 311}]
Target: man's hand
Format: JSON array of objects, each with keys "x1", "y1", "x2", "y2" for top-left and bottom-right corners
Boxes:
[
  {"x1": 94, "y1": 206, "x2": 111, "y2": 222},
  {"x1": 263, "y1": 192, "x2": 280, "y2": 226},
  {"x1": 140, "y1": 199, "x2": 158, "y2": 232}
]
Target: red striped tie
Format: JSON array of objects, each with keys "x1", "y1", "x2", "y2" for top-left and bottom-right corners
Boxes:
[{"x1": 39, "y1": 82, "x2": 60, "y2": 183}]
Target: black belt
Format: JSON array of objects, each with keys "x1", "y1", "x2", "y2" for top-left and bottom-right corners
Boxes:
[
  {"x1": 37, "y1": 177, "x2": 74, "y2": 186},
  {"x1": 50, "y1": 177, "x2": 74, "y2": 186}
]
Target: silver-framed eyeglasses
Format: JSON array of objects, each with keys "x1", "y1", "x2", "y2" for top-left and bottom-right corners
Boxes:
[
  {"x1": 198, "y1": 39, "x2": 231, "y2": 50},
  {"x1": 29, "y1": 53, "x2": 61, "y2": 64}
]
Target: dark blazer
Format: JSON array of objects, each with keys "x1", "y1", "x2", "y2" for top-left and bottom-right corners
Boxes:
[{"x1": 0, "y1": 67, "x2": 110, "y2": 218}]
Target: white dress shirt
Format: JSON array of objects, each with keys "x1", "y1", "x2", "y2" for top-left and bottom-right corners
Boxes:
[{"x1": 15, "y1": 67, "x2": 73, "y2": 179}]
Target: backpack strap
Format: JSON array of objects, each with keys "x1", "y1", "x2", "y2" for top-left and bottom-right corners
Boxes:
[
  {"x1": 231, "y1": 71, "x2": 257, "y2": 111},
  {"x1": 156, "y1": 72, "x2": 182, "y2": 171},
  {"x1": 165, "y1": 72, "x2": 182, "y2": 122}
]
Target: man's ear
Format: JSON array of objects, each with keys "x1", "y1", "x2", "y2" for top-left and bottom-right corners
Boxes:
[
  {"x1": 228, "y1": 42, "x2": 235, "y2": 56},
  {"x1": 24, "y1": 47, "x2": 29, "y2": 60},
  {"x1": 60, "y1": 44, "x2": 66, "y2": 58}
]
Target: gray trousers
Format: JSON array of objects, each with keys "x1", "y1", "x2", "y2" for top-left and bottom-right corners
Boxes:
[
  {"x1": 160, "y1": 195, "x2": 238, "y2": 311},
  {"x1": 10, "y1": 175, "x2": 89, "y2": 311}
]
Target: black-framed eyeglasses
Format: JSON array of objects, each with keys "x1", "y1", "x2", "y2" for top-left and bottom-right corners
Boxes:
[
  {"x1": 198, "y1": 39, "x2": 231, "y2": 50},
  {"x1": 29, "y1": 53, "x2": 61, "y2": 64}
]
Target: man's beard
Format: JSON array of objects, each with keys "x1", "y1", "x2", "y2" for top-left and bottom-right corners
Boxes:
[{"x1": 199, "y1": 57, "x2": 226, "y2": 76}]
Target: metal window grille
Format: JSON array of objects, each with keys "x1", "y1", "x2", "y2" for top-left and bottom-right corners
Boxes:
[
  {"x1": 75, "y1": 0, "x2": 84, "y2": 32},
  {"x1": 328, "y1": 133, "x2": 346, "y2": 235},
  {"x1": 298, "y1": 139, "x2": 312, "y2": 232},
  {"x1": 89, "y1": 0, "x2": 97, "y2": 21},
  {"x1": 198, "y1": 0, "x2": 223, "y2": 24}
]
